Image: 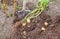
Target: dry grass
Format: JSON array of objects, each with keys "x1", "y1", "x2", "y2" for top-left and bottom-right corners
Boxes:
[{"x1": 2, "y1": 0, "x2": 9, "y2": 17}]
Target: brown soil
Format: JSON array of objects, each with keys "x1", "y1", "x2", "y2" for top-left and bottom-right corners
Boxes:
[
  {"x1": 3, "y1": 0, "x2": 60, "y2": 39},
  {"x1": 6, "y1": 10, "x2": 60, "y2": 39}
]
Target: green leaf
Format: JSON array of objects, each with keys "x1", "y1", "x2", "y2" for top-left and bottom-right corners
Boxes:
[
  {"x1": 39, "y1": 0, "x2": 49, "y2": 10},
  {"x1": 15, "y1": 6, "x2": 21, "y2": 10}
]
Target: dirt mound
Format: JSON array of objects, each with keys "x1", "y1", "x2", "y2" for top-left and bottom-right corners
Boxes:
[{"x1": 6, "y1": 11, "x2": 60, "y2": 39}]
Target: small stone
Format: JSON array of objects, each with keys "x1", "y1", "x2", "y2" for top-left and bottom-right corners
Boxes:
[
  {"x1": 37, "y1": 23, "x2": 39, "y2": 26},
  {"x1": 41, "y1": 27, "x2": 46, "y2": 31},
  {"x1": 50, "y1": 24, "x2": 54, "y2": 27},
  {"x1": 18, "y1": 11, "x2": 21, "y2": 12},
  {"x1": 23, "y1": 31, "x2": 27, "y2": 35},
  {"x1": 27, "y1": 26, "x2": 30, "y2": 27},
  {"x1": 44, "y1": 22, "x2": 48, "y2": 26}
]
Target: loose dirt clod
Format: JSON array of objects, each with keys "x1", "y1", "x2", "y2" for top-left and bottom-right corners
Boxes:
[{"x1": 27, "y1": 26, "x2": 31, "y2": 28}]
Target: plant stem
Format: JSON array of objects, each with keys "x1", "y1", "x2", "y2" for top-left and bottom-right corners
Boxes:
[
  {"x1": 13, "y1": 0, "x2": 16, "y2": 17},
  {"x1": 22, "y1": 0, "x2": 26, "y2": 10},
  {"x1": 3, "y1": 0, "x2": 9, "y2": 17}
]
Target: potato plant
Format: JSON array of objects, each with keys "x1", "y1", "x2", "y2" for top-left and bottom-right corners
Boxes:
[{"x1": 21, "y1": 0, "x2": 49, "y2": 23}]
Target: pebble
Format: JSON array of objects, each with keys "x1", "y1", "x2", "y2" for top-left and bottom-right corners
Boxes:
[
  {"x1": 23, "y1": 31, "x2": 27, "y2": 35},
  {"x1": 37, "y1": 23, "x2": 39, "y2": 26},
  {"x1": 27, "y1": 26, "x2": 30, "y2": 28}
]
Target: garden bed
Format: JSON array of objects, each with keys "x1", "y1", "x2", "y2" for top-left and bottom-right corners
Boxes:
[
  {"x1": 7, "y1": 0, "x2": 60, "y2": 38},
  {"x1": 0, "y1": 0, "x2": 60, "y2": 39},
  {"x1": 7, "y1": 11, "x2": 60, "y2": 39}
]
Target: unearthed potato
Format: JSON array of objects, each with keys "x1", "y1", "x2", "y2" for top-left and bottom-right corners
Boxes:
[
  {"x1": 22, "y1": 23, "x2": 26, "y2": 26},
  {"x1": 41, "y1": 27, "x2": 46, "y2": 31},
  {"x1": 44, "y1": 22, "x2": 48, "y2": 26},
  {"x1": 27, "y1": 18, "x2": 31, "y2": 23}
]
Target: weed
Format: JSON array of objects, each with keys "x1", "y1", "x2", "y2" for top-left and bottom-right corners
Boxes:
[{"x1": 39, "y1": 0, "x2": 49, "y2": 10}]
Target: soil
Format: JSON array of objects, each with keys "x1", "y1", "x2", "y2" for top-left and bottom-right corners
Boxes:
[
  {"x1": 0, "y1": 0, "x2": 60, "y2": 39},
  {"x1": 7, "y1": 11, "x2": 60, "y2": 39},
  {"x1": 7, "y1": 2, "x2": 60, "y2": 39}
]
